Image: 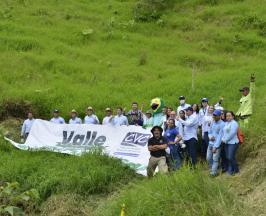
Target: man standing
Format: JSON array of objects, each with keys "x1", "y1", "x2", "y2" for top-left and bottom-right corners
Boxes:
[
  {"x1": 176, "y1": 96, "x2": 190, "y2": 114},
  {"x1": 111, "y1": 107, "x2": 128, "y2": 126},
  {"x1": 21, "y1": 112, "x2": 35, "y2": 141},
  {"x1": 50, "y1": 109, "x2": 65, "y2": 124},
  {"x1": 127, "y1": 102, "x2": 143, "y2": 125},
  {"x1": 207, "y1": 109, "x2": 225, "y2": 177},
  {"x1": 102, "y1": 108, "x2": 113, "y2": 125},
  {"x1": 84, "y1": 107, "x2": 99, "y2": 124},
  {"x1": 176, "y1": 107, "x2": 199, "y2": 167},
  {"x1": 147, "y1": 126, "x2": 168, "y2": 177},
  {"x1": 236, "y1": 74, "x2": 255, "y2": 128},
  {"x1": 199, "y1": 98, "x2": 209, "y2": 126},
  {"x1": 69, "y1": 109, "x2": 82, "y2": 124}
]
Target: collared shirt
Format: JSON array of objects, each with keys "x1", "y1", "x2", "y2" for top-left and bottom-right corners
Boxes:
[
  {"x1": 222, "y1": 120, "x2": 239, "y2": 145},
  {"x1": 143, "y1": 116, "x2": 154, "y2": 129},
  {"x1": 208, "y1": 120, "x2": 225, "y2": 148},
  {"x1": 236, "y1": 82, "x2": 255, "y2": 116},
  {"x1": 21, "y1": 118, "x2": 35, "y2": 136},
  {"x1": 177, "y1": 103, "x2": 191, "y2": 115},
  {"x1": 112, "y1": 115, "x2": 128, "y2": 126},
  {"x1": 178, "y1": 113, "x2": 199, "y2": 141},
  {"x1": 199, "y1": 105, "x2": 209, "y2": 126},
  {"x1": 102, "y1": 116, "x2": 112, "y2": 125},
  {"x1": 84, "y1": 114, "x2": 99, "y2": 124},
  {"x1": 202, "y1": 114, "x2": 213, "y2": 134},
  {"x1": 148, "y1": 136, "x2": 167, "y2": 158},
  {"x1": 176, "y1": 121, "x2": 184, "y2": 139},
  {"x1": 69, "y1": 117, "x2": 82, "y2": 124},
  {"x1": 127, "y1": 110, "x2": 143, "y2": 124},
  {"x1": 50, "y1": 117, "x2": 65, "y2": 124}
]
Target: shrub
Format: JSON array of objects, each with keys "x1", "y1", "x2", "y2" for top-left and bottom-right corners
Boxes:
[{"x1": 133, "y1": 0, "x2": 174, "y2": 22}]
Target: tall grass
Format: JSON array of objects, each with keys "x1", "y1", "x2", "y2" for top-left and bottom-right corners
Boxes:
[{"x1": 95, "y1": 168, "x2": 245, "y2": 216}]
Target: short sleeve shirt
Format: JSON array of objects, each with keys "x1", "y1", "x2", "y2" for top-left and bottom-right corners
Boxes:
[{"x1": 148, "y1": 136, "x2": 167, "y2": 158}]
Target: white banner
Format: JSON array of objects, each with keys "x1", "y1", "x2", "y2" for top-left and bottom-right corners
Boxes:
[{"x1": 5, "y1": 120, "x2": 152, "y2": 176}]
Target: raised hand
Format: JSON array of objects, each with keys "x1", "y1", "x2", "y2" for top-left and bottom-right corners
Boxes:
[{"x1": 250, "y1": 73, "x2": 255, "y2": 82}]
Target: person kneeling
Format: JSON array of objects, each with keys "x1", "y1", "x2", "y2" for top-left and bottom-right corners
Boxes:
[{"x1": 147, "y1": 126, "x2": 168, "y2": 177}]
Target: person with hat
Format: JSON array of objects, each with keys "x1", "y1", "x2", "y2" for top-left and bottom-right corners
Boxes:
[
  {"x1": 236, "y1": 74, "x2": 255, "y2": 128},
  {"x1": 207, "y1": 109, "x2": 225, "y2": 177},
  {"x1": 176, "y1": 96, "x2": 190, "y2": 115},
  {"x1": 201, "y1": 105, "x2": 214, "y2": 159},
  {"x1": 69, "y1": 109, "x2": 82, "y2": 124},
  {"x1": 21, "y1": 111, "x2": 35, "y2": 142},
  {"x1": 50, "y1": 109, "x2": 65, "y2": 124},
  {"x1": 84, "y1": 107, "x2": 99, "y2": 124},
  {"x1": 147, "y1": 126, "x2": 168, "y2": 177},
  {"x1": 142, "y1": 110, "x2": 154, "y2": 129},
  {"x1": 102, "y1": 108, "x2": 113, "y2": 125},
  {"x1": 199, "y1": 97, "x2": 209, "y2": 126},
  {"x1": 176, "y1": 106, "x2": 199, "y2": 167}
]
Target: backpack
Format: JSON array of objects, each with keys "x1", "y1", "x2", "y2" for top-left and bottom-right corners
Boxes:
[{"x1": 237, "y1": 128, "x2": 245, "y2": 145}]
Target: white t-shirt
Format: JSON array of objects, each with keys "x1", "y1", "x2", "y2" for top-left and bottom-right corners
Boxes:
[
  {"x1": 84, "y1": 115, "x2": 99, "y2": 124},
  {"x1": 50, "y1": 117, "x2": 65, "y2": 124},
  {"x1": 69, "y1": 117, "x2": 82, "y2": 124},
  {"x1": 102, "y1": 116, "x2": 112, "y2": 125}
]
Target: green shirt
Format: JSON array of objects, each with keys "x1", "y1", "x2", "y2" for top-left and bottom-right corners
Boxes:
[{"x1": 236, "y1": 82, "x2": 255, "y2": 116}]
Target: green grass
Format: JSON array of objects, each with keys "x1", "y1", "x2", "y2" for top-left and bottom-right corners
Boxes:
[
  {"x1": 95, "y1": 168, "x2": 244, "y2": 216},
  {"x1": 0, "y1": 140, "x2": 138, "y2": 201}
]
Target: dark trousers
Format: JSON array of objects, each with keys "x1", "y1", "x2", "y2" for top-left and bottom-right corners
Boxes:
[
  {"x1": 225, "y1": 144, "x2": 239, "y2": 175},
  {"x1": 220, "y1": 143, "x2": 228, "y2": 172},
  {"x1": 201, "y1": 132, "x2": 209, "y2": 159},
  {"x1": 185, "y1": 138, "x2": 197, "y2": 166}
]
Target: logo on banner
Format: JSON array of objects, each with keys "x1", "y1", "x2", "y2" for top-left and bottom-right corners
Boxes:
[
  {"x1": 121, "y1": 132, "x2": 151, "y2": 147},
  {"x1": 57, "y1": 131, "x2": 106, "y2": 147}
]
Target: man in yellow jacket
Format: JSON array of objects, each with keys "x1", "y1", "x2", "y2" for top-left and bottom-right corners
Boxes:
[{"x1": 236, "y1": 74, "x2": 255, "y2": 128}]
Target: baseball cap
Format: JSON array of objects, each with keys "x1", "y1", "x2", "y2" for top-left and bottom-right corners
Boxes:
[
  {"x1": 239, "y1": 86, "x2": 249, "y2": 92},
  {"x1": 71, "y1": 109, "x2": 77, "y2": 113},
  {"x1": 146, "y1": 110, "x2": 152, "y2": 114},
  {"x1": 105, "y1": 108, "x2": 111, "y2": 111},
  {"x1": 87, "y1": 106, "x2": 93, "y2": 110},
  {"x1": 53, "y1": 109, "x2": 59, "y2": 113},
  {"x1": 185, "y1": 106, "x2": 193, "y2": 112},
  {"x1": 179, "y1": 96, "x2": 185, "y2": 100},
  {"x1": 201, "y1": 98, "x2": 208, "y2": 102},
  {"x1": 213, "y1": 109, "x2": 222, "y2": 116}
]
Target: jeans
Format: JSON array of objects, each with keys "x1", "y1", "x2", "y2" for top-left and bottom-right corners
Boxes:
[
  {"x1": 201, "y1": 132, "x2": 209, "y2": 159},
  {"x1": 168, "y1": 144, "x2": 181, "y2": 170},
  {"x1": 225, "y1": 144, "x2": 239, "y2": 175},
  {"x1": 185, "y1": 138, "x2": 197, "y2": 166},
  {"x1": 206, "y1": 145, "x2": 221, "y2": 175},
  {"x1": 220, "y1": 143, "x2": 228, "y2": 172}
]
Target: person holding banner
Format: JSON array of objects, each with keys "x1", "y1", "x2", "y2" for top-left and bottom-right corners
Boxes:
[
  {"x1": 111, "y1": 107, "x2": 128, "y2": 126},
  {"x1": 84, "y1": 107, "x2": 100, "y2": 124},
  {"x1": 147, "y1": 126, "x2": 168, "y2": 177},
  {"x1": 21, "y1": 112, "x2": 35, "y2": 141},
  {"x1": 102, "y1": 108, "x2": 113, "y2": 125},
  {"x1": 50, "y1": 109, "x2": 65, "y2": 124},
  {"x1": 69, "y1": 109, "x2": 82, "y2": 124}
]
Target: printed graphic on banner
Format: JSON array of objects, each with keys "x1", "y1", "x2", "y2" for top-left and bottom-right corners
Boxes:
[{"x1": 5, "y1": 120, "x2": 151, "y2": 176}]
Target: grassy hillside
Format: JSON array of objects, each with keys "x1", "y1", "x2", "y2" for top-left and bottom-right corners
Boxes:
[{"x1": 0, "y1": 0, "x2": 266, "y2": 215}]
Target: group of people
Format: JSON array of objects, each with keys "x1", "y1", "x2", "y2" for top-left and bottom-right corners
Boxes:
[
  {"x1": 147, "y1": 74, "x2": 255, "y2": 177},
  {"x1": 21, "y1": 75, "x2": 255, "y2": 178}
]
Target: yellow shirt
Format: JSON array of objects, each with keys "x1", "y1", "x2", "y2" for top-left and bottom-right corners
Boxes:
[{"x1": 236, "y1": 82, "x2": 255, "y2": 116}]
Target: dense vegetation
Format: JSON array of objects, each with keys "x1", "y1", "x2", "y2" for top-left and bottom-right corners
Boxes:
[{"x1": 0, "y1": 0, "x2": 265, "y2": 215}]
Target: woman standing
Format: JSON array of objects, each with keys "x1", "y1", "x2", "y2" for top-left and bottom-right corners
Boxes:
[{"x1": 222, "y1": 111, "x2": 240, "y2": 175}]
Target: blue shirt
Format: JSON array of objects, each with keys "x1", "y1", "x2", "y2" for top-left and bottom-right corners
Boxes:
[
  {"x1": 164, "y1": 127, "x2": 178, "y2": 143},
  {"x1": 21, "y1": 118, "x2": 35, "y2": 136},
  {"x1": 84, "y1": 115, "x2": 99, "y2": 124},
  {"x1": 112, "y1": 115, "x2": 128, "y2": 126},
  {"x1": 50, "y1": 117, "x2": 65, "y2": 124},
  {"x1": 208, "y1": 120, "x2": 225, "y2": 148},
  {"x1": 222, "y1": 120, "x2": 239, "y2": 144},
  {"x1": 69, "y1": 117, "x2": 82, "y2": 124},
  {"x1": 178, "y1": 113, "x2": 199, "y2": 141}
]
